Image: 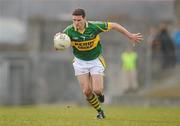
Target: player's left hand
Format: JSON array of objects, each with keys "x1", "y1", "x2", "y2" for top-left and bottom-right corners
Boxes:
[{"x1": 129, "y1": 33, "x2": 143, "y2": 44}]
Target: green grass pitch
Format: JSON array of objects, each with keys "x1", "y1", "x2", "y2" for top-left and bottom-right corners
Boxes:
[{"x1": 0, "y1": 105, "x2": 180, "y2": 126}]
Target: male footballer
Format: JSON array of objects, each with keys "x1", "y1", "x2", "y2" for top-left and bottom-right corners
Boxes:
[{"x1": 56, "y1": 8, "x2": 143, "y2": 119}]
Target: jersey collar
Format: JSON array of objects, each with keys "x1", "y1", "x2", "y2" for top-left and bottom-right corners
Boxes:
[{"x1": 74, "y1": 21, "x2": 88, "y2": 32}]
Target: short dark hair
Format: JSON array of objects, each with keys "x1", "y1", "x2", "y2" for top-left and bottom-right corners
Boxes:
[{"x1": 72, "y1": 8, "x2": 86, "y2": 18}]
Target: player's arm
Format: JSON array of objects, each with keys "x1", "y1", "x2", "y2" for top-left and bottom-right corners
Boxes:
[{"x1": 110, "y1": 22, "x2": 143, "y2": 44}]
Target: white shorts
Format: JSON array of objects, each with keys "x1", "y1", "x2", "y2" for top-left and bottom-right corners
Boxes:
[{"x1": 73, "y1": 56, "x2": 106, "y2": 76}]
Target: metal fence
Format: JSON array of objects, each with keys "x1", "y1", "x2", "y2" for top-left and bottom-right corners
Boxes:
[{"x1": 0, "y1": 52, "x2": 83, "y2": 105}]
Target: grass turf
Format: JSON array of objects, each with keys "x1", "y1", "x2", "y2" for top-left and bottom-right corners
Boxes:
[{"x1": 0, "y1": 105, "x2": 180, "y2": 126}]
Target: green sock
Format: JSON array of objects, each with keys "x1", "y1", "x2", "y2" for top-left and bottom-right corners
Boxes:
[{"x1": 87, "y1": 93, "x2": 102, "y2": 112}]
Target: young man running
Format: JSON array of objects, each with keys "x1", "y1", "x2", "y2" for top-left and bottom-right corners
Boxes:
[{"x1": 56, "y1": 8, "x2": 143, "y2": 119}]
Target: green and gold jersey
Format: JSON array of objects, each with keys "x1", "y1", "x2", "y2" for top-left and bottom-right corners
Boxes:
[{"x1": 63, "y1": 21, "x2": 112, "y2": 61}]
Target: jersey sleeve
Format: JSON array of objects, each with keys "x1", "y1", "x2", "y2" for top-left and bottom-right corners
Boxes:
[
  {"x1": 91, "y1": 21, "x2": 112, "y2": 33},
  {"x1": 63, "y1": 25, "x2": 73, "y2": 40},
  {"x1": 63, "y1": 26, "x2": 70, "y2": 35},
  {"x1": 63, "y1": 24, "x2": 74, "y2": 35}
]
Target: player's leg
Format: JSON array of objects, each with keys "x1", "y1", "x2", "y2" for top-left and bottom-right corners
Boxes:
[
  {"x1": 90, "y1": 55, "x2": 106, "y2": 103},
  {"x1": 77, "y1": 74, "x2": 103, "y2": 115},
  {"x1": 89, "y1": 57, "x2": 106, "y2": 119},
  {"x1": 91, "y1": 74, "x2": 104, "y2": 103},
  {"x1": 91, "y1": 74, "x2": 105, "y2": 119},
  {"x1": 77, "y1": 73, "x2": 92, "y2": 97}
]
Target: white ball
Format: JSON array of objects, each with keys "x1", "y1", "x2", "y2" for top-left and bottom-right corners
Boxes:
[{"x1": 54, "y1": 33, "x2": 71, "y2": 50}]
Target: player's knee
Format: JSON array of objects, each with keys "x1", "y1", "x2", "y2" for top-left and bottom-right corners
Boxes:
[
  {"x1": 83, "y1": 89, "x2": 92, "y2": 97},
  {"x1": 93, "y1": 89, "x2": 102, "y2": 95}
]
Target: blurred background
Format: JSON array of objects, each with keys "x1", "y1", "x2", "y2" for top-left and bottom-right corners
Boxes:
[{"x1": 0, "y1": 0, "x2": 180, "y2": 106}]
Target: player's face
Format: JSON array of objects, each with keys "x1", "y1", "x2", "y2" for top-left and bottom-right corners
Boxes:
[{"x1": 72, "y1": 15, "x2": 86, "y2": 30}]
